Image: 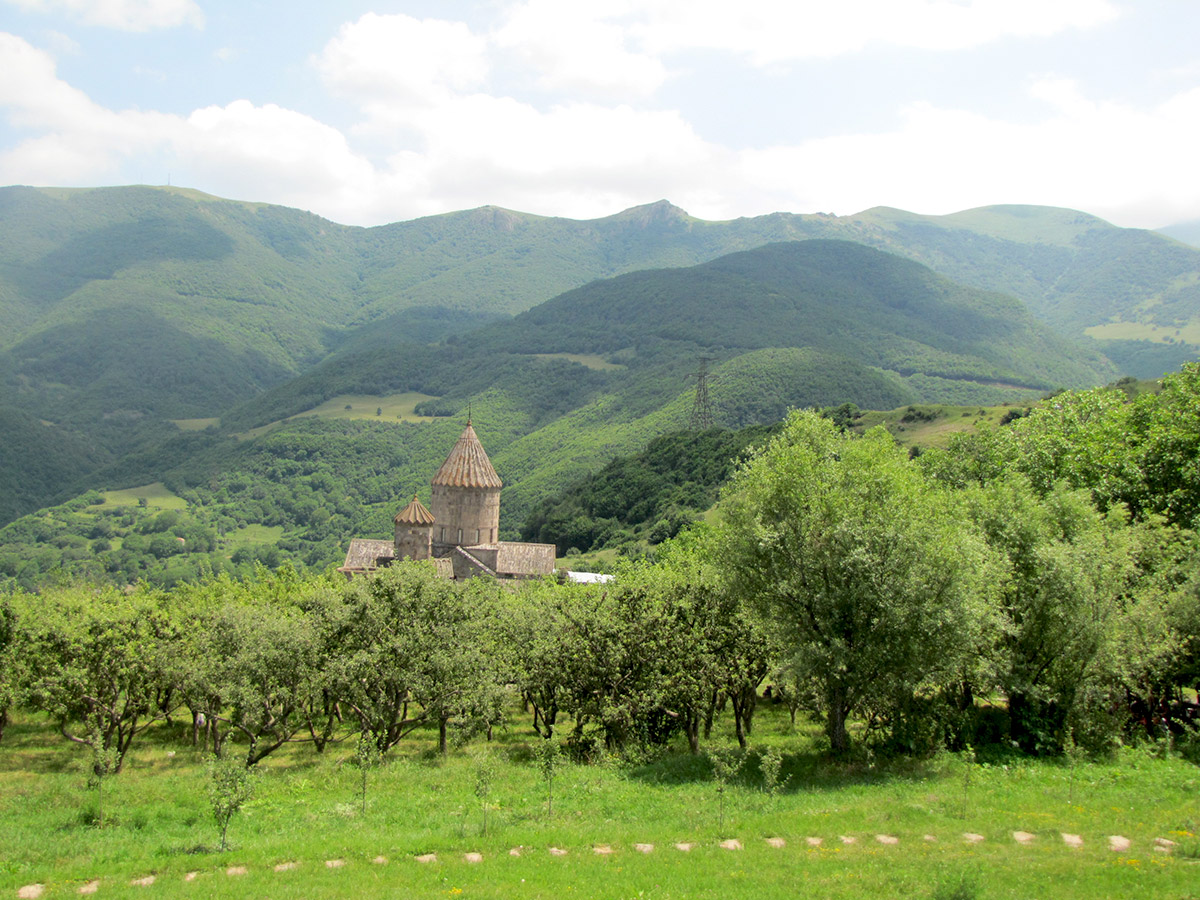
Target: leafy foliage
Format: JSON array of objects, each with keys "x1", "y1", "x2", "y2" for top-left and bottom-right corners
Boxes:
[
  {"x1": 713, "y1": 411, "x2": 993, "y2": 753},
  {"x1": 520, "y1": 425, "x2": 779, "y2": 554}
]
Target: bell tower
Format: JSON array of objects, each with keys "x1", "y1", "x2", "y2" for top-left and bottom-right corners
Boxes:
[{"x1": 430, "y1": 420, "x2": 502, "y2": 551}]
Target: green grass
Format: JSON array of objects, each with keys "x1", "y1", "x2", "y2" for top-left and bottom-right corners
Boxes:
[
  {"x1": 556, "y1": 547, "x2": 621, "y2": 572},
  {"x1": 236, "y1": 392, "x2": 439, "y2": 439},
  {"x1": 1086, "y1": 321, "x2": 1200, "y2": 344},
  {"x1": 94, "y1": 483, "x2": 187, "y2": 510},
  {"x1": 171, "y1": 418, "x2": 220, "y2": 431},
  {"x1": 851, "y1": 404, "x2": 1017, "y2": 449},
  {"x1": 222, "y1": 524, "x2": 284, "y2": 548},
  {"x1": 0, "y1": 704, "x2": 1195, "y2": 899}
]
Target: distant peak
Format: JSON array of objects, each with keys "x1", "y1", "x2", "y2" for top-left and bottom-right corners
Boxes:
[
  {"x1": 606, "y1": 200, "x2": 691, "y2": 227},
  {"x1": 469, "y1": 206, "x2": 524, "y2": 232}
]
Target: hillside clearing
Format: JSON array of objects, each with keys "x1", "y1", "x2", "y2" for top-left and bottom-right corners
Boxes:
[
  {"x1": 236, "y1": 392, "x2": 440, "y2": 439},
  {"x1": 93, "y1": 483, "x2": 187, "y2": 510}
]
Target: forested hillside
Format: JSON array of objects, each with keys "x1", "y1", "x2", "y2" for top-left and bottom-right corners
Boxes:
[
  {"x1": 2, "y1": 184, "x2": 1197, "y2": 531},
  {"x1": 0, "y1": 233, "x2": 1123, "y2": 572}
]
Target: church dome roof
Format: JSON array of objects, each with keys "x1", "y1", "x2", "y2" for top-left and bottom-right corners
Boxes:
[
  {"x1": 394, "y1": 494, "x2": 435, "y2": 526},
  {"x1": 431, "y1": 422, "x2": 503, "y2": 489}
]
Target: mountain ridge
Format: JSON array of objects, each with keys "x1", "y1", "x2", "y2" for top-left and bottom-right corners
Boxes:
[{"x1": 0, "y1": 183, "x2": 1196, "y2": 524}]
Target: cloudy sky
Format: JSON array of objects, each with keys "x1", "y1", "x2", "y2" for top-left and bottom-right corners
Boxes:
[{"x1": 1, "y1": 0, "x2": 1197, "y2": 229}]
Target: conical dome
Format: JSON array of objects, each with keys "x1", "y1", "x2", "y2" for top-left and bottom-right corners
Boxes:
[
  {"x1": 394, "y1": 494, "x2": 435, "y2": 526},
  {"x1": 431, "y1": 423, "x2": 502, "y2": 489}
]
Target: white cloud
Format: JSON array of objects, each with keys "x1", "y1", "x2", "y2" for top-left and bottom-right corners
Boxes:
[
  {"x1": 386, "y1": 94, "x2": 721, "y2": 217},
  {"x1": 313, "y1": 13, "x2": 489, "y2": 109},
  {"x1": 2, "y1": 6, "x2": 1198, "y2": 231},
  {"x1": 494, "y1": 0, "x2": 669, "y2": 98},
  {"x1": 731, "y1": 80, "x2": 1200, "y2": 228},
  {"x1": 43, "y1": 29, "x2": 80, "y2": 54},
  {"x1": 627, "y1": 0, "x2": 1120, "y2": 64},
  {"x1": 0, "y1": 32, "x2": 108, "y2": 130},
  {"x1": 181, "y1": 100, "x2": 379, "y2": 217},
  {"x1": 0, "y1": 34, "x2": 379, "y2": 220},
  {"x1": 2, "y1": 0, "x2": 203, "y2": 31}
]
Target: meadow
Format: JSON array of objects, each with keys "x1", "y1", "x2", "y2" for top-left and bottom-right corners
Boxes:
[
  {"x1": 2, "y1": 704, "x2": 1196, "y2": 900},
  {"x1": 235, "y1": 392, "x2": 440, "y2": 440}
]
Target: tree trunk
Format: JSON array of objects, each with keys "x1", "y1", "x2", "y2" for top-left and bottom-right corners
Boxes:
[
  {"x1": 826, "y1": 684, "x2": 850, "y2": 754},
  {"x1": 685, "y1": 710, "x2": 700, "y2": 754},
  {"x1": 731, "y1": 685, "x2": 758, "y2": 749},
  {"x1": 703, "y1": 689, "x2": 719, "y2": 739},
  {"x1": 438, "y1": 717, "x2": 449, "y2": 754}
]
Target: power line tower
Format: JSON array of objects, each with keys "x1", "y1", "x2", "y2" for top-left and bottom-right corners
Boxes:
[{"x1": 689, "y1": 356, "x2": 716, "y2": 430}]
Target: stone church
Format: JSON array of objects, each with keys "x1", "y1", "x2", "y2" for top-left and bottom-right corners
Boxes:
[{"x1": 339, "y1": 421, "x2": 557, "y2": 580}]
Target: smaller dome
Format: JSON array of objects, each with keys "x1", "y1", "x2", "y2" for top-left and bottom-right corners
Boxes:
[{"x1": 394, "y1": 494, "x2": 435, "y2": 526}]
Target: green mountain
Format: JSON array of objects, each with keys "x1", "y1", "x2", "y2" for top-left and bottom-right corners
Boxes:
[
  {"x1": 477, "y1": 240, "x2": 1112, "y2": 388},
  {"x1": 0, "y1": 239, "x2": 1112, "y2": 585},
  {"x1": 1, "y1": 184, "x2": 1196, "y2": 527}
]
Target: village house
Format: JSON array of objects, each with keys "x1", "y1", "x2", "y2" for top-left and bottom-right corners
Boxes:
[{"x1": 339, "y1": 421, "x2": 557, "y2": 580}]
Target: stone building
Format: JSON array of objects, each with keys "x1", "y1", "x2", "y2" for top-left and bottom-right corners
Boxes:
[{"x1": 339, "y1": 421, "x2": 556, "y2": 580}]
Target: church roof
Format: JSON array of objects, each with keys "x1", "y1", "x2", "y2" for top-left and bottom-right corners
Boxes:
[
  {"x1": 339, "y1": 539, "x2": 396, "y2": 572},
  {"x1": 431, "y1": 422, "x2": 503, "y2": 489},
  {"x1": 394, "y1": 494, "x2": 435, "y2": 526}
]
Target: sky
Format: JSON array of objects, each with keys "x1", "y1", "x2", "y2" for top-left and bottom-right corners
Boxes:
[{"x1": 1, "y1": 0, "x2": 1198, "y2": 229}]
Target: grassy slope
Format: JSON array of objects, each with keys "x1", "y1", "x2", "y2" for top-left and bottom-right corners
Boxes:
[{"x1": 0, "y1": 705, "x2": 1195, "y2": 899}]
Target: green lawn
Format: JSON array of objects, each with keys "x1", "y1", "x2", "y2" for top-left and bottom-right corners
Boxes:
[
  {"x1": 1, "y1": 704, "x2": 1195, "y2": 899},
  {"x1": 93, "y1": 483, "x2": 188, "y2": 510}
]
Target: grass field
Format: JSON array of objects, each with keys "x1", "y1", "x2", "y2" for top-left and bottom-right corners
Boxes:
[
  {"x1": 851, "y1": 404, "x2": 1018, "y2": 449},
  {"x1": 170, "y1": 418, "x2": 221, "y2": 432},
  {"x1": 1, "y1": 703, "x2": 1195, "y2": 900},
  {"x1": 532, "y1": 353, "x2": 626, "y2": 371},
  {"x1": 221, "y1": 524, "x2": 284, "y2": 549},
  {"x1": 1085, "y1": 321, "x2": 1200, "y2": 345},
  {"x1": 93, "y1": 484, "x2": 187, "y2": 511},
  {"x1": 237, "y1": 392, "x2": 440, "y2": 440}
]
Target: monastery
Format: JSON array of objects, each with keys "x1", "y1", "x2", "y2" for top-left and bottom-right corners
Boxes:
[{"x1": 339, "y1": 421, "x2": 557, "y2": 580}]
